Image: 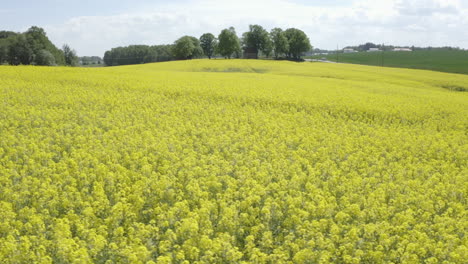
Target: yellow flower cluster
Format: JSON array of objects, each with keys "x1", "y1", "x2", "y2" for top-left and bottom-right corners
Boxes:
[{"x1": 0, "y1": 60, "x2": 467, "y2": 263}]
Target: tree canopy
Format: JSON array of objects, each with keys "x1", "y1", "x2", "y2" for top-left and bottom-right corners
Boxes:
[
  {"x1": 7, "y1": 34, "x2": 33, "y2": 65},
  {"x1": 284, "y1": 28, "x2": 312, "y2": 59},
  {"x1": 35, "y1": 49, "x2": 56, "y2": 66},
  {"x1": 0, "y1": 26, "x2": 68, "y2": 66},
  {"x1": 217, "y1": 27, "x2": 241, "y2": 59},
  {"x1": 63, "y1": 44, "x2": 78, "y2": 66},
  {"x1": 242, "y1": 25, "x2": 270, "y2": 57},
  {"x1": 0, "y1": 24, "x2": 313, "y2": 66},
  {"x1": 172, "y1": 36, "x2": 203, "y2": 60},
  {"x1": 103, "y1": 45, "x2": 174, "y2": 66},
  {"x1": 102, "y1": 25, "x2": 312, "y2": 64},
  {"x1": 0, "y1": 32, "x2": 16, "y2": 64},
  {"x1": 199, "y1": 33, "x2": 217, "y2": 59},
  {"x1": 270, "y1": 28, "x2": 289, "y2": 59},
  {"x1": 25, "y1": 26, "x2": 66, "y2": 65}
]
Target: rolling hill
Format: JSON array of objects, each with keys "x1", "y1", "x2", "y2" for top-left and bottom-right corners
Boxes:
[
  {"x1": 0, "y1": 60, "x2": 466, "y2": 263},
  {"x1": 309, "y1": 49, "x2": 468, "y2": 75}
]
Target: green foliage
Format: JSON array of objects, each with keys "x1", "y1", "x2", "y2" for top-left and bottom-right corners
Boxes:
[
  {"x1": 152, "y1": 45, "x2": 174, "y2": 62},
  {"x1": 0, "y1": 31, "x2": 18, "y2": 39},
  {"x1": 0, "y1": 31, "x2": 17, "y2": 64},
  {"x1": 242, "y1": 25, "x2": 270, "y2": 57},
  {"x1": 101, "y1": 25, "x2": 312, "y2": 63},
  {"x1": 356, "y1": 42, "x2": 379, "y2": 51},
  {"x1": 0, "y1": 39, "x2": 11, "y2": 64},
  {"x1": 172, "y1": 36, "x2": 203, "y2": 60},
  {"x1": 35, "y1": 49, "x2": 56, "y2": 66},
  {"x1": 284, "y1": 28, "x2": 312, "y2": 59},
  {"x1": 199, "y1": 33, "x2": 217, "y2": 59},
  {"x1": 217, "y1": 27, "x2": 241, "y2": 59},
  {"x1": 262, "y1": 37, "x2": 273, "y2": 58},
  {"x1": 103, "y1": 45, "x2": 174, "y2": 66},
  {"x1": 79, "y1": 56, "x2": 102, "y2": 66},
  {"x1": 7, "y1": 34, "x2": 33, "y2": 65},
  {"x1": 1, "y1": 27, "x2": 65, "y2": 66},
  {"x1": 270, "y1": 28, "x2": 289, "y2": 59},
  {"x1": 25, "y1": 26, "x2": 65, "y2": 65},
  {"x1": 62, "y1": 44, "x2": 78, "y2": 66},
  {"x1": 0, "y1": 58, "x2": 466, "y2": 263}
]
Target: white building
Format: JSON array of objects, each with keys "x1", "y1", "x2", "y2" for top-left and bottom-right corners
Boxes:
[
  {"x1": 393, "y1": 48, "x2": 412, "y2": 52},
  {"x1": 343, "y1": 48, "x2": 357, "y2": 53},
  {"x1": 367, "y1": 48, "x2": 380, "y2": 52}
]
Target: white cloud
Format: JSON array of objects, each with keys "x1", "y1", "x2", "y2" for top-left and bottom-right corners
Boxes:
[
  {"x1": 44, "y1": 0, "x2": 468, "y2": 56},
  {"x1": 395, "y1": 0, "x2": 461, "y2": 16}
]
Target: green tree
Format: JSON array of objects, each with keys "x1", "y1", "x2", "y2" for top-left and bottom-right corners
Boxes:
[
  {"x1": 25, "y1": 26, "x2": 65, "y2": 65},
  {"x1": 270, "y1": 28, "x2": 289, "y2": 59},
  {"x1": 25, "y1": 27, "x2": 48, "y2": 54},
  {"x1": 199, "y1": 33, "x2": 217, "y2": 59},
  {"x1": 0, "y1": 31, "x2": 18, "y2": 39},
  {"x1": 103, "y1": 50, "x2": 113, "y2": 66},
  {"x1": 35, "y1": 49, "x2": 56, "y2": 66},
  {"x1": 263, "y1": 36, "x2": 273, "y2": 58},
  {"x1": 152, "y1": 44, "x2": 174, "y2": 62},
  {"x1": 172, "y1": 36, "x2": 203, "y2": 60},
  {"x1": 0, "y1": 31, "x2": 17, "y2": 64},
  {"x1": 7, "y1": 34, "x2": 33, "y2": 65},
  {"x1": 0, "y1": 27, "x2": 64, "y2": 66},
  {"x1": 103, "y1": 45, "x2": 173, "y2": 66},
  {"x1": 0, "y1": 40, "x2": 9, "y2": 64},
  {"x1": 63, "y1": 44, "x2": 78, "y2": 66},
  {"x1": 284, "y1": 28, "x2": 311, "y2": 59},
  {"x1": 217, "y1": 27, "x2": 240, "y2": 59},
  {"x1": 242, "y1": 24, "x2": 270, "y2": 58}
]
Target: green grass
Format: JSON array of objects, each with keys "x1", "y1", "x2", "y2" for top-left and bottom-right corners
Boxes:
[{"x1": 309, "y1": 50, "x2": 468, "y2": 75}]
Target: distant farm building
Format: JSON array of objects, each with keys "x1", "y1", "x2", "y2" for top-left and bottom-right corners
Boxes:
[
  {"x1": 367, "y1": 48, "x2": 380, "y2": 52},
  {"x1": 343, "y1": 48, "x2": 357, "y2": 53},
  {"x1": 393, "y1": 48, "x2": 412, "y2": 52}
]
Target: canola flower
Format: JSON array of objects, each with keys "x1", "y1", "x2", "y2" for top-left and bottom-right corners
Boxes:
[{"x1": 0, "y1": 60, "x2": 467, "y2": 263}]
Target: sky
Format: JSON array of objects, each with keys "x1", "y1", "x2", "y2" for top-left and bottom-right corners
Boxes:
[{"x1": 1, "y1": 0, "x2": 467, "y2": 56}]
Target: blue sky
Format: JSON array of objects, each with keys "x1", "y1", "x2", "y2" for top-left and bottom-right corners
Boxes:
[
  {"x1": 1, "y1": 0, "x2": 467, "y2": 56},
  {"x1": 0, "y1": 0, "x2": 348, "y2": 26}
]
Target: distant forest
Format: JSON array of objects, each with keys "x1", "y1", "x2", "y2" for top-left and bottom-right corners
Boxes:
[
  {"x1": 0, "y1": 27, "x2": 78, "y2": 66},
  {"x1": 79, "y1": 56, "x2": 103, "y2": 66},
  {"x1": 103, "y1": 25, "x2": 312, "y2": 66},
  {"x1": 103, "y1": 45, "x2": 174, "y2": 66}
]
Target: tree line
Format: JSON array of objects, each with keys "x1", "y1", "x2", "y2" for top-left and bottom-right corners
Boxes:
[
  {"x1": 0, "y1": 25, "x2": 311, "y2": 67},
  {"x1": 103, "y1": 25, "x2": 312, "y2": 66},
  {"x1": 103, "y1": 45, "x2": 173, "y2": 66},
  {"x1": 0, "y1": 27, "x2": 78, "y2": 66},
  {"x1": 79, "y1": 56, "x2": 102, "y2": 66}
]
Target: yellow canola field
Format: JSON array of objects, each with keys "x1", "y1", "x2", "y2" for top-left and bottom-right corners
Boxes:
[{"x1": 0, "y1": 60, "x2": 467, "y2": 263}]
